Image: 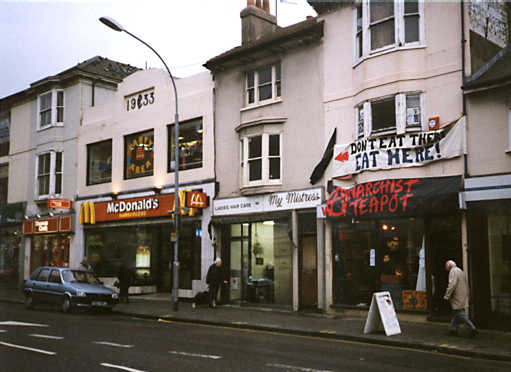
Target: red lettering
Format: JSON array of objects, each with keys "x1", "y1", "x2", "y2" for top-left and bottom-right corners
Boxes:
[
  {"x1": 356, "y1": 184, "x2": 365, "y2": 199},
  {"x1": 380, "y1": 195, "x2": 389, "y2": 212},
  {"x1": 326, "y1": 188, "x2": 343, "y2": 217},
  {"x1": 400, "y1": 193, "x2": 414, "y2": 211},
  {"x1": 369, "y1": 196, "x2": 379, "y2": 213},
  {"x1": 389, "y1": 194, "x2": 399, "y2": 212},
  {"x1": 359, "y1": 198, "x2": 368, "y2": 215},
  {"x1": 380, "y1": 180, "x2": 391, "y2": 194},
  {"x1": 365, "y1": 182, "x2": 374, "y2": 198},
  {"x1": 349, "y1": 199, "x2": 360, "y2": 216},
  {"x1": 394, "y1": 179, "x2": 403, "y2": 193},
  {"x1": 373, "y1": 181, "x2": 380, "y2": 195},
  {"x1": 404, "y1": 179, "x2": 419, "y2": 193}
]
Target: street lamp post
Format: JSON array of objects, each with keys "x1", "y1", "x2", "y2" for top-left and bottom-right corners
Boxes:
[{"x1": 99, "y1": 17, "x2": 181, "y2": 311}]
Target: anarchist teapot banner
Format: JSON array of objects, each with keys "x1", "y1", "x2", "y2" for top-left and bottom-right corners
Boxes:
[{"x1": 332, "y1": 117, "x2": 466, "y2": 178}]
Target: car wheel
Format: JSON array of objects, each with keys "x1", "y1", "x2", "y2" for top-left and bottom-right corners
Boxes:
[
  {"x1": 61, "y1": 296, "x2": 72, "y2": 313},
  {"x1": 25, "y1": 293, "x2": 35, "y2": 310}
]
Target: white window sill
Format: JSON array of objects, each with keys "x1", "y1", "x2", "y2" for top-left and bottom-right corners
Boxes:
[
  {"x1": 241, "y1": 98, "x2": 282, "y2": 113},
  {"x1": 353, "y1": 44, "x2": 426, "y2": 69},
  {"x1": 505, "y1": 149, "x2": 511, "y2": 155},
  {"x1": 240, "y1": 183, "x2": 283, "y2": 196},
  {"x1": 37, "y1": 123, "x2": 64, "y2": 132},
  {"x1": 36, "y1": 194, "x2": 62, "y2": 201}
]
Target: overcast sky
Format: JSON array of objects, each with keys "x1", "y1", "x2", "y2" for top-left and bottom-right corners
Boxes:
[{"x1": 0, "y1": 0, "x2": 316, "y2": 99}]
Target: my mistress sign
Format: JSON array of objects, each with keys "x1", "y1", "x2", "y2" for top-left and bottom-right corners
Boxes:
[{"x1": 333, "y1": 118, "x2": 465, "y2": 178}]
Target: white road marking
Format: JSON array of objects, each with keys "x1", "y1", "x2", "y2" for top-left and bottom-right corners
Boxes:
[
  {"x1": 94, "y1": 341, "x2": 134, "y2": 348},
  {"x1": 0, "y1": 321, "x2": 49, "y2": 327},
  {"x1": 30, "y1": 333, "x2": 64, "y2": 340},
  {"x1": 0, "y1": 330, "x2": 6, "y2": 333},
  {"x1": 100, "y1": 363, "x2": 146, "y2": 372},
  {"x1": 169, "y1": 350, "x2": 222, "y2": 359},
  {"x1": 266, "y1": 363, "x2": 334, "y2": 372},
  {"x1": 0, "y1": 341, "x2": 56, "y2": 355}
]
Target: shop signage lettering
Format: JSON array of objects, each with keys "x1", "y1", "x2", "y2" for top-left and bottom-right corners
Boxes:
[
  {"x1": 34, "y1": 221, "x2": 48, "y2": 232},
  {"x1": 24, "y1": 217, "x2": 64, "y2": 235},
  {"x1": 125, "y1": 88, "x2": 155, "y2": 112},
  {"x1": 213, "y1": 188, "x2": 322, "y2": 216},
  {"x1": 323, "y1": 176, "x2": 461, "y2": 219},
  {"x1": 106, "y1": 198, "x2": 159, "y2": 214},
  {"x1": 47, "y1": 199, "x2": 72, "y2": 209},
  {"x1": 333, "y1": 117, "x2": 465, "y2": 178}
]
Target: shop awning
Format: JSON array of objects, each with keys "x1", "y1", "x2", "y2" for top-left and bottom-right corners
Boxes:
[
  {"x1": 460, "y1": 174, "x2": 511, "y2": 205},
  {"x1": 323, "y1": 176, "x2": 461, "y2": 219}
]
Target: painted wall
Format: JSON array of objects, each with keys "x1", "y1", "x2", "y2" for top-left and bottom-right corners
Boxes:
[{"x1": 466, "y1": 88, "x2": 511, "y2": 176}]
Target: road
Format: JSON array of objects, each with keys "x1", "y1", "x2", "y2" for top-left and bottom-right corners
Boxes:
[{"x1": 0, "y1": 302, "x2": 510, "y2": 372}]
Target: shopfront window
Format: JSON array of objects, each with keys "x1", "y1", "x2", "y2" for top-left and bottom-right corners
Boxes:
[
  {"x1": 168, "y1": 118, "x2": 203, "y2": 172},
  {"x1": 333, "y1": 218, "x2": 426, "y2": 311},
  {"x1": 226, "y1": 219, "x2": 292, "y2": 306},
  {"x1": 124, "y1": 130, "x2": 154, "y2": 179},
  {"x1": 30, "y1": 235, "x2": 70, "y2": 273}
]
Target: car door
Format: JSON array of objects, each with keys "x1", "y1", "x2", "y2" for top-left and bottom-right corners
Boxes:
[
  {"x1": 33, "y1": 268, "x2": 51, "y2": 303},
  {"x1": 47, "y1": 269, "x2": 64, "y2": 304}
]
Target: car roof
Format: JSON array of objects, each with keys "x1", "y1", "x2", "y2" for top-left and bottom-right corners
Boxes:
[{"x1": 38, "y1": 266, "x2": 87, "y2": 272}]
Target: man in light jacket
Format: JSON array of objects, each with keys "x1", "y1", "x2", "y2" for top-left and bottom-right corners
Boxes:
[{"x1": 443, "y1": 260, "x2": 477, "y2": 336}]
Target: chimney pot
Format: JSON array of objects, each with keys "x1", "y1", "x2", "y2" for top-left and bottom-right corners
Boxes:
[
  {"x1": 263, "y1": 0, "x2": 270, "y2": 12},
  {"x1": 256, "y1": 0, "x2": 262, "y2": 8}
]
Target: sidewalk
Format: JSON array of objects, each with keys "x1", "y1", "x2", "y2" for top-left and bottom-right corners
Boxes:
[{"x1": 2, "y1": 286, "x2": 511, "y2": 362}]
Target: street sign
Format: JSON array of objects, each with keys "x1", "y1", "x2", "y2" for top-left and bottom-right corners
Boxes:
[{"x1": 364, "y1": 291, "x2": 401, "y2": 336}]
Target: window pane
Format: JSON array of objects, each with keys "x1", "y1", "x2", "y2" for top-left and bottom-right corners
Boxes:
[
  {"x1": 248, "y1": 88, "x2": 255, "y2": 104},
  {"x1": 405, "y1": 15, "x2": 419, "y2": 43},
  {"x1": 88, "y1": 140, "x2": 112, "y2": 185},
  {"x1": 40, "y1": 93, "x2": 52, "y2": 111},
  {"x1": 404, "y1": 0, "x2": 419, "y2": 14},
  {"x1": 39, "y1": 175, "x2": 49, "y2": 195},
  {"x1": 406, "y1": 94, "x2": 421, "y2": 126},
  {"x1": 125, "y1": 130, "x2": 154, "y2": 179},
  {"x1": 248, "y1": 136, "x2": 262, "y2": 159},
  {"x1": 41, "y1": 110, "x2": 51, "y2": 126},
  {"x1": 370, "y1": 1, "x2": 394, "y2": 22},
  {"x1": 372, "y1": 97, "x2": 396, "y2": 131},
  {"x1": 269, "y1": 134, "x2": 279, "y2": 156},
  {"x1": 57, "y1": 107, "x2": 64, "y2": 122},
  {"x1": 371, "y1": 20, "x2": 395, "y2": 50},
  {"x1": 258, "y1": 66, "x2": 272, "y2": 85},
  {"x1": 168, "y1": 118, "x2": 203, "y2": 172},
  {"x1": 55, "y1": 152, "x2": 62, "y2": 172},
  {"x1": 249, "y1": 159, "x2": 262, "y2": 181},
  {"x1": 259, "y1": 84, "x2": 272, "y2": 101},
  {"x1": 269, "y1": 158, "x2": 280, "y2": 180},
  {"x1": 38, "y1": 154, "x2": 50, "y2": 175},
  {"x1": 247, "y1": 71, "x2": 254, "y2": 88},
  {"x1": 276, "y1": 81, "x2": 281, "y2": 97},
  {"x1": 275, "y1": 63, "x2": 281, "y2": 81},
  {"x1": 357, "y1": 3, "x2": 362, "y2": 31},
  {"x1": 57, "y1": 91, "x2": 64, "y2": 106},
  {"x1": 55, "y1": 174, "x2": 62, "y2": 194}
]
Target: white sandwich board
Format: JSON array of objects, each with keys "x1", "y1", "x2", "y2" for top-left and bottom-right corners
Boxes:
[{"x1": 363, "y1": 291, "x2": 401, "y2": 336}]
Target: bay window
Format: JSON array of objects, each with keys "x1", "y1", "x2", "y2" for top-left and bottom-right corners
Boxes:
[
  {"x1": 37, "y1": 151, "x2": 63, "y2": 196},
  {"x1": 38, "y1": 90, "x2": 64, "y2": 129},
  {"x1": 355, "y1": 0, "x2": 423, "y2": 60},
  {"x1": 245, "y1": 62, "x2": 281, "y2": 106},
  {"x1": 241, "y1": 133, "x2": 281, "y2": 187},
  {"x1": 355, "y1": 92, "x2": 424, "y2": 138}
]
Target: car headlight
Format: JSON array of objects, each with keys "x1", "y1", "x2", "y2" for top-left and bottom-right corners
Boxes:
[
  {"x1": 112, "y1": 293, "x2": 119, "y2": 300},
  {"x1": 76, "y1": 290, "x2": 86, "y2": 297}
]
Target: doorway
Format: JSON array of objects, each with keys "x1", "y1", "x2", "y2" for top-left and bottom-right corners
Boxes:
[{"x1": 300, "y1": 235, "x2": 317, "y2": 308}]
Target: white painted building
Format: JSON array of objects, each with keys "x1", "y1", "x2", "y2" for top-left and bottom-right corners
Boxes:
[{"x1": 77, "y1": 68, "x2": 215, "y2": 297}]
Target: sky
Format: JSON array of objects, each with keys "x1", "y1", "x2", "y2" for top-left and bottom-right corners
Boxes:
[{"x1": 0, "y1": 0, "x2": 316, "y2": 99}]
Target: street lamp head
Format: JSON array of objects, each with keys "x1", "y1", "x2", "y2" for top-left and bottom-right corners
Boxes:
[{"x1": 99, "y1": 16, "x2": 124, "y2": 32}]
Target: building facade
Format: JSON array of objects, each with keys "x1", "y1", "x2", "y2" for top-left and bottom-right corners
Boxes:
[
  {"x1": 205, "y1": 1, "x2": 325, "y2": 310},
  {"x1": 77, "y1": 68, "x2": 215, "y2": 298},
  {"x1": 0, "y1": 56, "x2": 137, "y2": 287}
]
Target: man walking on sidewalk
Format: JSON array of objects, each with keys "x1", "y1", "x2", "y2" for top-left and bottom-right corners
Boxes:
[
  {"x1": 444, "y1": 260, "x2": 477, "y2": 337},
  {"x1": 206, "y1": 258, "x2": 227, "y2": 309}
]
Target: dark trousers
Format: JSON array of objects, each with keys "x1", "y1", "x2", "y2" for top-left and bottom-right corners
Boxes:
[
  {"x1": 120, "y1": 284, "x2": 129, "y2": 302},
  {"x1": 209, "y1": 283, "x2": 219, "y2": 304}
]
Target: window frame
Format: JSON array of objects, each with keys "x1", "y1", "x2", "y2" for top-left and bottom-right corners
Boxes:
[
  {"x1": 355, "y1": 92, "x2": 425, "y2": 138},
  {"x1": 87, "y1": 139, "x2": 113, "y2": 186},
  {"x1": 37, "y1": 89, "x2": 65, "y2": 130},
  {"x1": 245, "y1": 62, "x2": 282, "y2": 107},
  {"x1": 167, "y1": 117, "x2": 204, "y2": 173},
  {"x1": 124, "y1": 129, "x2": 154, "y2": 180},
  {"x1": 36, "y1": 151, "x2": 64, "y2": 198},
  {"x1": 241, "y1": 132, "x2": 282, "y2": 187},
  {"x1": 354, "y1": 0, "x2": 424, "y2": 63}
]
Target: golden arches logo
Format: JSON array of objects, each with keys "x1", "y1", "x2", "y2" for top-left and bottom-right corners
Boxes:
[{"x1": 79, "y1": 201, "x2": 96, "y2": 225}]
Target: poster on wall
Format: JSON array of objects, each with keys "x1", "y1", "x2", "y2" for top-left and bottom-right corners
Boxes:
[{"x1": 332, "y1": 117, "x2": 466, "y2": 178}]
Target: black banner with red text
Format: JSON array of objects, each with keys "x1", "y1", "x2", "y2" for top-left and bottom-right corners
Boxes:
[{"x1": 323, "y1": 176, "x2": 461, "y2": 219}]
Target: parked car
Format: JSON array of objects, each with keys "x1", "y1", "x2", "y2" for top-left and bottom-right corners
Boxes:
[{"x1": 24, "y1": 266, "x2": 119, "y2": 312}]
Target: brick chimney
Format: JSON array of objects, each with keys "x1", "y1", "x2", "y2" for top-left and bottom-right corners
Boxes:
[{"x1": 241, "y1": 0, "x2": 277, "y2": 44}]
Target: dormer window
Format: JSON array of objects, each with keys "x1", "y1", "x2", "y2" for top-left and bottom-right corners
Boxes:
[{"x1": 38, "y1": 90, "x2": 64, "y2": 129}]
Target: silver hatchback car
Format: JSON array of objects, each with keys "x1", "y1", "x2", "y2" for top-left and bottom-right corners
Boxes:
[{"x1": 24, "y1": 266, "x2": 119, "y2": 312}]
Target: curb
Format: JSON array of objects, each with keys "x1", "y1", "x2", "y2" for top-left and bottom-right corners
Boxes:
[
  {"x1": 114, "y1": 309, "x2": 511, "y2": 363},
  {"x1": 2, "y1": 298, "x2": 510, "y2": 363}
]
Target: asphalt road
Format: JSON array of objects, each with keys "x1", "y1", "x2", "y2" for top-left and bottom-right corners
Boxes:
[{"x1": 1, "y1": 302, "x2": 510, "y2": 372}]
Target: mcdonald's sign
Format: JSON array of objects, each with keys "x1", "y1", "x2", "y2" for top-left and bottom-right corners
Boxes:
[{"x1": 79, "y1": 191, "x2": 208, "y2": 224}]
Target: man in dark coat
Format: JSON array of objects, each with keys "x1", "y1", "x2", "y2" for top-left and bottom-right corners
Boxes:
[
  {"x1": 118, "y1": 263, "x2": 132, "y2": 304},
  {"x1": 206, "y1": 258, "x2": 227, "y2": 308}
]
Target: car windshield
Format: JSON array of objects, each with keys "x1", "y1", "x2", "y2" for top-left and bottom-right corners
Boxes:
[{"x1": 62, "y1": 270, "x2": 100, "y2": 284}]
